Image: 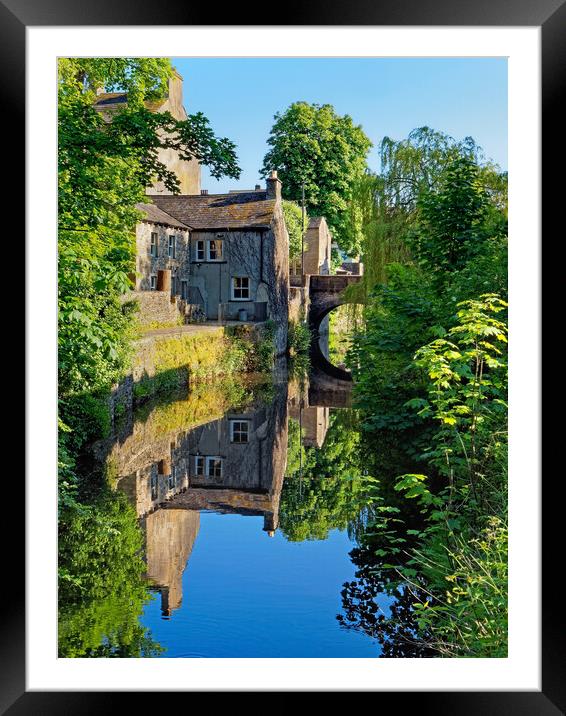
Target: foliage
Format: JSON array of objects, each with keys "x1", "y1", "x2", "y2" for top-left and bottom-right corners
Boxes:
[
  {"x1": 280, "y1": 411, "x2": 369, "y2": 542},
  {"x1": 287, "y1": 320, "x2": 311, "y2": 356},
  {"x1": 345, "y1": 128, "x2": 506, "y2": 304},
  {"x1": 282, "y1": 199, "x2": 307, "y2": 260},
  {"x1": 132, "y1": 329, "x2": 256, "y2": 400},
  {"x1": 252, "y1": 320, "x2": 277, "y2": 373},
  {"x1": 409, "y1": 156, "x2": 505, "y2": 281},
  {"x1": 58, "y1": 58, "x2": 240, "y2": 398},
  {"x1": 410, "y1": 294, "x2": 508, "y2": 507},
  {"x1": 261, "y1": 102, "x2": 372, "y2": 256},
  {"x1": 58, "y1": 484, "x2": 162, "y2": 657},
  {"x1": 338, "y1": 127, "x2": 508, "y2": 657}
]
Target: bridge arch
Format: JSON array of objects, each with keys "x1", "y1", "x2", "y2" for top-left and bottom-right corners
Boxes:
[{"x1": 307, "y1": 275, "x2": 362, "y2": 381}]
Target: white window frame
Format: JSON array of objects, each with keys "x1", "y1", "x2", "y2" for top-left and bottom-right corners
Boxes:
[
  {"x1": 231, "y1": 276, "x2": 250, "y2": 301},
  {"x1": 195, "y1": 240, "x2": 205, "y2": 262},
  {"x1": 150, "y1": 232, "x2": 158, "y2": 257},
  {"x1": 206, "y1": 456, "x2": 223, "y2": 478},
  {"x1": 195, "y1": 455, "x2": 204, "y2": 476},
  {"x1": 207, "y1": 238, "x2": 224, "y2": 262},
  {"x1": 168, "y1": 234, "x2": 176, "y2": 259},
  {"x1": 150, "y1": 275, "x2": 157, "y2": 291},
  {"x1": 230, "y1": 419, "x2": 250, "y2": 444}
]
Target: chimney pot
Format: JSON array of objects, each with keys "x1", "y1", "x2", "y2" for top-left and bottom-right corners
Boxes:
[{"x1": 201, "y1": 189, "x2": 208, "y2": 195}]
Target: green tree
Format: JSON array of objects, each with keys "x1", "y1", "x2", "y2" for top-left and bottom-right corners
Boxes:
[
  {"x1": 409, "y1": 156, "x2": 502, "y2": 280},
  {"x1": 282, "y1": 200, "x2": 307, "y2": 260},
  {"x1": 346, "y1": 128, "x2": 506, "y2": 301},
  {"x1": 261, "y1": 102, "x2": 372, "y2": 256},
  {"x1": 58, "y1": 58, "x2": 241, "y2": 398}
]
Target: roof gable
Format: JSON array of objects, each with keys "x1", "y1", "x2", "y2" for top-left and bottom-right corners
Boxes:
[{"x1": 136, "y1": 202, "x2": 190, "y2": 229}]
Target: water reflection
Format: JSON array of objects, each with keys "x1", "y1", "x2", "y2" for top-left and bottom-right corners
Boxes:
[
  {"x1": 71, "y1": 363, "x2": 397, "y2": 658},
  {"x1": 104, "y1": 369, "x2": 357, "y2": 626}
]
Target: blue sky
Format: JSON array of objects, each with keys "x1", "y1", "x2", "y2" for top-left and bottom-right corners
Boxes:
[{"x1": 172, "y1": 57, "x2": 507, "y2": 194}]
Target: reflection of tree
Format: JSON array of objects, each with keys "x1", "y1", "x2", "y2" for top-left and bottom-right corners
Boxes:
[
  {"x1": 336, "y1": 434, "x2": 435, "y2": 657},
  {"x1": 58, "y1": 491, "x2": 163, "y2": 657},
  {"x1": 280, "y1": 410, "x2": 368, "y2": 542},
  {"x1": 338, "y1": 542, "x2": 434, "y2": 658}
]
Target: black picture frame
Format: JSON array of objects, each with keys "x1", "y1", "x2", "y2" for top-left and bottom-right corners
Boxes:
[{"x1": 10, "y1": 0, "x2": 555, "y2": 710}]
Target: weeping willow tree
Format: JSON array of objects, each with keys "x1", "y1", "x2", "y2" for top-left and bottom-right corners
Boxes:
[{"x1": 345, "y1": 127, "x2": 494, "y2": 307}]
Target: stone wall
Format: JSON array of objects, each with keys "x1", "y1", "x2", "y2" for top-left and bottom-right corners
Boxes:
[
  {"x1": 135, "y1": 221, "x2": 190, "y2": 294},
  {"x1": 289, "y1": 286, "x2": 309, "y2": 324},
  {"x1": 129, "y1": 290, "x2": 184, "y2": 328}
]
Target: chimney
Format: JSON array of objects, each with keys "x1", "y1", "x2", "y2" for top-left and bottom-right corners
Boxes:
[
  {"x1": 266, "y1": 170, "x2": 282, "y2": 201},
  {"x1": 201, "y1": 189, "x2": 208, "y2": 195},
  {"x1": 255, "y1": 184, "x2": 261, "y2": 191}
]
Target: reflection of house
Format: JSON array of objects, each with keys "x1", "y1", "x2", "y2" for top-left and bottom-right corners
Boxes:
[
  {"x1": 142, "y1": 509, "x2": 200, "y2": 617},
  {"x1": 288, "y1": 377, "x2": 330, "y2": 449},
  {"x1": 289, "y1": 404, "x2": 330, "y2": 449},
  {"x1": 290, "y1": 216, "x2": 332, "y2": 278},
  {"x1": 109, "y1": 383, "x2": 289, "y2": 616},
  {"x1": 165, "y1": 387, "x2": 288, "y2": 535}
]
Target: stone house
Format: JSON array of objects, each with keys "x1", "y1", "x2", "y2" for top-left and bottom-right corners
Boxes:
[
  {"x1": 289, "y1": 216, "x2": 333, "y2": 278},
  {"x1": 134, "y1": 172, "x2": 290, "y2": 353},
  {"x1": 97, "y1": 67, "x2": 290, "y2": 349},
  {"x1": 94, "y1": 69, "x2": 201, "y2": 195}
]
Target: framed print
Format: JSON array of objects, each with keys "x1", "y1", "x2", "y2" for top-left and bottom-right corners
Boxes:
[{"x1": 8, "y1": 0, "x2": 557, "y2": 709}]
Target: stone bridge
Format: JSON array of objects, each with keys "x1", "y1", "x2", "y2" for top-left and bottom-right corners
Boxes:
[{"x1": 308, "y1": 274, "x2": 362, "y2": 381}]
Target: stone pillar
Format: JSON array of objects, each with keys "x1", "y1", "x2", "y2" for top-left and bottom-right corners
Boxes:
[{"x1": 157, "y1": 269, "x2": 171, "y2": 292}]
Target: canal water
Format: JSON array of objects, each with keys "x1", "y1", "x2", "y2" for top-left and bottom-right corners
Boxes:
[{"x1": 65, "y1": 364, "x2": 395, "y2": 658}]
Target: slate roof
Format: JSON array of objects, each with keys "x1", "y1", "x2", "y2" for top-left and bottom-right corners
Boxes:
[
  {"x1": 136, "y1": 202, "x2": 190, "y2": 230},
  {"x1": 151, "y1": 192, "x2": 276, "y2": 230},
  {"x1": 93, "y1": 92, "x2": 128, "y2": 107}
]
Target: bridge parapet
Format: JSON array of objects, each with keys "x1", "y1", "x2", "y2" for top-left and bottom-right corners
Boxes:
[{"x1": 310, "y1": 274, "x2": 361, "y2": 292}]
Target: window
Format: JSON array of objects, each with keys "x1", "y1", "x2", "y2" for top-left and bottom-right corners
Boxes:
[
  {"x1": 207, "y1": 239, "x2": 223, "y2": 261},
  {"x1": 230, "y1": 420, "x2": 250, "y2": 444},
  {"x1": 232, "y1": 277, "x2": 250, "y2": 300},
  {"x1": 150, "y1": 275, "x2": 157, "y2": 290},
  {"x1": 150, "y1": 232, "x2": 158, "y2": 257},
  {"x1": 168, "y1": 234, "x2": 176, "y2": 258},
  {"x1": 206, "y1": 456, "x2": 223, "y2": 478},
  {"x1": 195, "y1": 456, "x2": 204, "y2": 476},
  {"x1": 181, "y1": 280, "x2": 188, "y2": 300},
  {"x1": 150, "y1": 473, "x2": 158, "y2": 500},
  {"x1": 195, "y1": 240, "x2": 205, "y2": 261},
  {"x1": 168, "y1": 468, "x2": 176, "y2": 491}
]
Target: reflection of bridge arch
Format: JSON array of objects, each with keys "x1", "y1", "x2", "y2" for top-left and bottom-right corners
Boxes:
[{"x1": 308, "y1": 275, "x2": 362, "y2": 381}]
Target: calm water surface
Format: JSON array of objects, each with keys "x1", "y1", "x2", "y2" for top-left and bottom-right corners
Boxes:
[
  {"x1": 64, "y1": 367, "x2": 393, "y2": 658},
  {"x1": 142, "y1": 512, "x2": 383, "y2": 657}
]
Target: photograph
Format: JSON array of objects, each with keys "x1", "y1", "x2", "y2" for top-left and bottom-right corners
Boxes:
[
  {"x1": 56, "y1": 55, "x2": 510, "y2": 660},
  {"x1": 11, "y1": 8, "x2": 552, "y2": 704}
]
